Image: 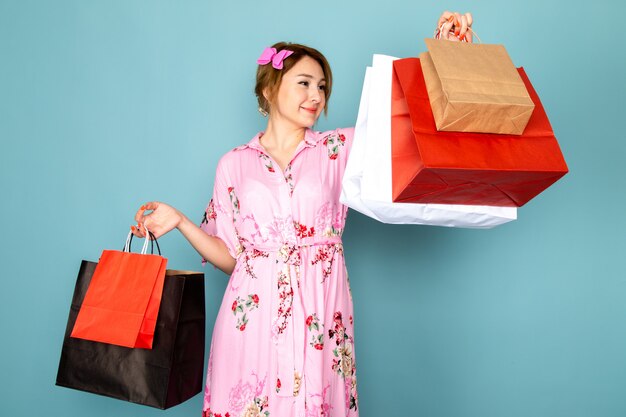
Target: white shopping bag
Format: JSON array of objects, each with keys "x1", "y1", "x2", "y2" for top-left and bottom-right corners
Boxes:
[{"x1": 340, "y1": 54, "x2": 517, "y2": 228}]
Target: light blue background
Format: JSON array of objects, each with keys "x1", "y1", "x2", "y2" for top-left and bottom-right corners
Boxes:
[{"x1": 1, "y1": 0, "x2": 625, "y2": 416}]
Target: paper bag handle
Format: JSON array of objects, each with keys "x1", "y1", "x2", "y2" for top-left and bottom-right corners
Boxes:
[{"x1": 123, "y1": 228, "x2": 162, "y2": 255}]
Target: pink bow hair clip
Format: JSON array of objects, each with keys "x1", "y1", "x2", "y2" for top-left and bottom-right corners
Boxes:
[{"x1": 257, "y1": 47, "x2": 294, "y2": 70}]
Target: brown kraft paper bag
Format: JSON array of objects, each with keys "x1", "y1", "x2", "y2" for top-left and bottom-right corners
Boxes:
[{"x1": 420, "y1": 38, "x2": 535, "y2": 135}]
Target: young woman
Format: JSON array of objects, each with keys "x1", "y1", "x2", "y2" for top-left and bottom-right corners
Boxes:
[{"x1": 132, "y1": 11, "x2": 473, "y2": 417}]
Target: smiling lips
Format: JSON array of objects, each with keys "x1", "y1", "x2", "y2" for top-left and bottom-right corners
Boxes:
[{"x1": 301, "y1": 106, "x2": 317, "y2": 114}]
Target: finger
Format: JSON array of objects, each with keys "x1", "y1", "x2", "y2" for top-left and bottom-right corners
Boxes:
[
  {"x1": 454, "y1": 12, "x2": 462, "y2": 36},
  {"x1": 143, "y1": 201, "x2": 159, "y2": 211},
  {"x1": 141, "y1": 223, "x2": 148, "y2": 238},
  {"x1": 438, "y1": 11, "x2": 454, "y2": 28},
  {"x1": 465, "y1": 29, "x2": 473, "y2": 43},
  {"x1": 134, "y1": 203, "x2": 147, "y2": 223},
  {"x1": 465, "y1": 12, "x2": 473, "y2": 27},
  {"x1": 139, "y1": 221, "x2": 151, "y2": 237},
  {"x1": 459, "y1": 15, "x2": 469, "y2": 39},
  {"x1": 447, "y1": 32, "x2": 460, "y2": 42},
  {"x1": 139, "y1": 221, "x2": 160, "y2": 240},
  {"x1": 134, "y1": 202, "x2": 156, "y2": 224},
  {"x1": 131, "y1": 225, "x2": 145, "y2": 238},
  {"x1": 134, "y1": 208, "x2": 144, "y2": 224}
]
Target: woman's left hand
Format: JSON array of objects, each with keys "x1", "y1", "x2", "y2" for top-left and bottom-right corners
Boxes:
[{"x1": 436, "y1": 11, "x2": 473, "y2": 43}]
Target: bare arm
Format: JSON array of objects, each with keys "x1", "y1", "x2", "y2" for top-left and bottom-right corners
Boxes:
[
  {"x1": 132, "y1": 201, "x2": 236, "y2": 275},
  {"x1": 177, "y1": 213, "x2": 236, "y2": 275}
]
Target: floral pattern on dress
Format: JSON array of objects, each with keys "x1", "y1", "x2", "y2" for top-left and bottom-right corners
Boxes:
[
  {"x1": 275, "y1": 378, "x2": 281, "y2": 394},
  {"x1": 201, "y1": 199, "x2": 217, "y2": 226},
  {"x1": 228, "y1": 187, "x2": 240, "y2": 217},
  {"x1": 322, "y1": 224, "x2": 342, "y2": 238},
  {"x1": 261, "y1": 216, "x2": 299, "y2": 246},
  {"x1": 232, "y1": 294, "x2": 260, "y2": 331},
  {"x1": 202, "y1": 408, "x2": 230, "y2": 417},
  {"x1": 294, "y1": 221, "x2": 315, "y2": 239},
  {"x1": 241, "y1": 397, "x2": 270, "y2": 417},
  {"x1": 306, "y1": 313, "x2": 324, "y2": 350},
  {"x1": 305, "y1": 384, "x2": 333, "y2": 417},
  {"x1": 329, "y1": 311, "x2": 358, "y2": 411},
  {"x1": 273, "y1": 267, "x2": 294, "y2": 337},
  {"x1": 283, "y1": 162, "x2": 295, "y2": 196},
  {"x1": 311, "y1": 244, "x2": 344, "y2": 283},
  {"x1": 315, "y1": 202, "x2": 344, "y2": 238},
  {"x1": 323, "y1": 132, "x2": 346, "y2": 160},
  {"x1": 227, "y1": 373, "x2": 269, "y2": 417},
  {"x1": 293, "y1": 371, "x2": 302, "y2": 397},
  {"x1": 259, "y1": 153, "x2": 276, "y2": 173},
  {"x1": 278, "y1": 244, "x2": 302, "y2": 267},
  {"x1": 241, "y1": 248, "x2": 269, "y2": 280}
]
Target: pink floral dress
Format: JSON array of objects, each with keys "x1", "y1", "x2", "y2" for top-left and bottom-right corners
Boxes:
[{"x1": 200, "y1": 127, "x2": 358, "y2": 417}]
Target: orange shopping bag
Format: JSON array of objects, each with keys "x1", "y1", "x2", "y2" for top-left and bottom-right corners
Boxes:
[{"x1": 71, "y1": 231, "x2": 167, "y2": 348}]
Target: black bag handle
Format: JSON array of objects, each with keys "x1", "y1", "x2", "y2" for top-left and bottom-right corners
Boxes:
[{"x1": 124, "y1": 231, "x2": 162, "y2": 256}]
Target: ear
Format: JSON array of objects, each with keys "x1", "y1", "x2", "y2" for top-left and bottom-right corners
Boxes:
[{"x1": 262, "y1": 87, "x2": 275, "y2": 112}]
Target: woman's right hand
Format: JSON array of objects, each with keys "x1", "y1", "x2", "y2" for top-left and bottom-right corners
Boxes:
[
  {"x1": 131, "y1": 201, "x2": 236, "y2": 274},
  {"x1": 131, "y1": 201, "x2": 184, "y2": 239}
]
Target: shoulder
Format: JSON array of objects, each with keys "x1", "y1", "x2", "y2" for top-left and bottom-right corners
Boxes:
[
  {"x1": 215, "y1": 148, "x2": 240, "y2": 171},
  {"x1": 214, "y1": 132, "x2": 263, "y2": 178},
  {"x1": 314, "y1": 127, "x2": 355, "y2": 163},
  {"x1": 316, "y1": 127, "x2": 355, "y2": 152},
  {"x1": 317, "y1": 127, "x2": 355, "y2": 152},
  {"x1": 317, "y1": 127, "x2": 355, "y2": 143},
  {"x1": 219, "y1": 132, "x2": 263, "y2": 164}
]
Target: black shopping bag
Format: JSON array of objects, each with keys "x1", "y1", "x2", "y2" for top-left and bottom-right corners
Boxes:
[{"x1": 56, "y1": 260, "x2": 205, "y2": 409}]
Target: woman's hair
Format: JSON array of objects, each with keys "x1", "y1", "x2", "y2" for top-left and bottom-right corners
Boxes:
[{"x1": 255, "y1": 42, "x2": 333, "y2": 116}]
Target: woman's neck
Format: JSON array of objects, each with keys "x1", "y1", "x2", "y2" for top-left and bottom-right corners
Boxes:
[{"x1": 261, "y1": 119, "x2": 307, "y2": 151}]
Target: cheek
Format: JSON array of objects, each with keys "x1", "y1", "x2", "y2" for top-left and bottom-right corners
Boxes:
[{"x1": 289, "y1": 88, "x2": 306, "y2": 104}]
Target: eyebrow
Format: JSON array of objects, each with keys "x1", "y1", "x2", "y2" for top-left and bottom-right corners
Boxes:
[{"x1": 296, "y1": 74, "x2": 326, "y2": 82}]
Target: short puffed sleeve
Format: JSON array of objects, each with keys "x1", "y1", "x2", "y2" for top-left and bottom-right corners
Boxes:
[{"x1": 199, "y1": 157, "x2": 240, "y2": 263}]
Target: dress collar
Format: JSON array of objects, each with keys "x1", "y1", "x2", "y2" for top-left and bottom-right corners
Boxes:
[{"x1": 236, "y1": 128, "x2": 320, "y2": 152}]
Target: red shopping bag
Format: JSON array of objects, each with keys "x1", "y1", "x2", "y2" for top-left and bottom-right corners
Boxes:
[
  {"x1": 391, "y1": 58, "x2": 568, "y2": 207},
  {"x1": 71, "y1": 234, "x2": 167, "y2": 348}
]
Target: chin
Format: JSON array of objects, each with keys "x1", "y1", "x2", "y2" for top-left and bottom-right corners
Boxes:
[{"x1": 299, "y1": 118, "x2": 318, "y2": 128}]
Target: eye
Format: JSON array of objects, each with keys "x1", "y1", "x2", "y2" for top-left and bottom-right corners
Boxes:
[
  {"x1": 318, "y1": 84, "x2": 326, "y2": 91},
  {"x1": 299, "y1": 81, "x2": 310, "y2": 87}
]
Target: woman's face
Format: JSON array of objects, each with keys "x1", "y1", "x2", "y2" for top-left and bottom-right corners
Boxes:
[{"x1": 269, "y1": 56, "x2": 326, "y2": 128}]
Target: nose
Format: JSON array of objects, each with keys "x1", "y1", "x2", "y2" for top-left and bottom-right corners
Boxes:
[{"x1": 310, "y1": 86, "x2": 322, "y2": 104}]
